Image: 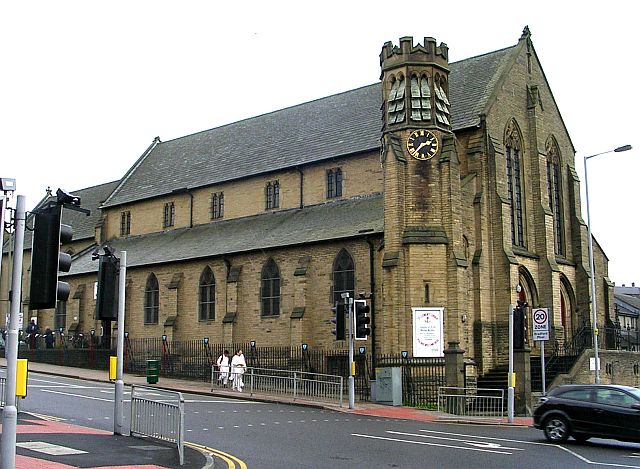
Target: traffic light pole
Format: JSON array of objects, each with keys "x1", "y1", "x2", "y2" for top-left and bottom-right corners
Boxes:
[
  {"x1": 346, "y1": 296, "x2": 355, "y2": 410},
  {"x1": 508, "y1": 304, "x2": 514, "y2": 424},
  {"x1": 1, "y1": 195, "x2": 26, "y2": 469},
  {"x1": 114, "y1": 251, "x2": 127, "y2": 435}
]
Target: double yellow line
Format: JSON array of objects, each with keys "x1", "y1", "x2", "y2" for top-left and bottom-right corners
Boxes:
[{"x1": 186, "y1": 441, "x2": 248, "y2": 469}]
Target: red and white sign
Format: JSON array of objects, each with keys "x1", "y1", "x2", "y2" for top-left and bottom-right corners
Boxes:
[
  {"x1": 532, "y1": 308, "x2": 550, "y2": 341},
  {"x1": 412, "y1": 307, "x2": 444, "y2": 357}
]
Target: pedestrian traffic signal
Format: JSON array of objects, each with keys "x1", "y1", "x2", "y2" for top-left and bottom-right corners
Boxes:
[
  {"x1": 29, "y1": 204, "x2": 73, "y2": 310},
  {"x1": 331, "y1": 302, "x2": 345, "y2": 340},
  {"x1": 95, "y1": 251, "x2": 119, "y2": 320},
  {"x1": 354, "y1": 299, "x2": 370, "y2": 340}
]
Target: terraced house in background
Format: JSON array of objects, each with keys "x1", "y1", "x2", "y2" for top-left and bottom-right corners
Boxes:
[{"x1": 2, "y1": 28, "x2": 614, "y2": 377}]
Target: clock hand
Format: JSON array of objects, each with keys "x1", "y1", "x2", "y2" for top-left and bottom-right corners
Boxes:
[{"x1": 415, "y1": 141, "x2": 427, "y2": 152}]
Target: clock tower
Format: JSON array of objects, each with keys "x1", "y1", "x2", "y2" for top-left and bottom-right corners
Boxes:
[{"x1": 379, "y1": 37, "x2": 466, "y2": 355}]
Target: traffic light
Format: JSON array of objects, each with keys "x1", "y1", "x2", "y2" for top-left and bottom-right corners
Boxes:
[
  {"x1": 331, "y1": 302, "x2": 345, "y2": 340},
  {"x1": 513, "y1": 299, "x2": 528, "y2": 349},
  {"x1": 95, "y1": 252, "x2": 119, "y2": 320},
  {"x1": 354, "y1": 299, "x2": 370, "y2": 340},
  {"x1": 29, "y1": 204, "x2": 73, "y2": 310}
]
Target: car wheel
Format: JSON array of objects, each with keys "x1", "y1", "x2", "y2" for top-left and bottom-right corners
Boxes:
[
  {"x1": 573, "y1": 434, "x2": 591, "y2": 443},
  {"x1": 543, "y1": 415, "x2": 570, "y2": 442}
]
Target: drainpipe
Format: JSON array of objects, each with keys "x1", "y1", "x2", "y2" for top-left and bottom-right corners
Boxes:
[
  {"x1": 223, "y1": 257, "x2": 231, "y2": 320},
  {"x1": 188, "y1": 190, "x2": 193, "y2": 228},
  {"x1": 366, "y1": 237, "x2": 376, "y2": 378},
  {"x1": 296, "y1": 167, "x2": 304, "y2": 209}
]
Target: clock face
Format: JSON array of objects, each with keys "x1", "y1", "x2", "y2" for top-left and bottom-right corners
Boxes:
[{"x1": 406, "y1": 129, "x2": 439, "y2": 161}]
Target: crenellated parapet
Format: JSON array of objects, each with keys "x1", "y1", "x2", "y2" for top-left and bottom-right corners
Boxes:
[{"x1": 380, "y1": 36, "x2": 449, "y2": 74}]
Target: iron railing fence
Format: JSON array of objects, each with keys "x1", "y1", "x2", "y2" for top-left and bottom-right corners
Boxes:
[
  {"x1": 130, "y1": 385, "x2": 184, "y2": 465},
  {"x1": 437, "y1": 387, "x2": 504, "y2": 422},
  {"x1": 1, "y1": 338, "x2": 447, "y2": 407}
]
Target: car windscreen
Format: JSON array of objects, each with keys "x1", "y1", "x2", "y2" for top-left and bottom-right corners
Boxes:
[{"x1": 626, "y1": 387, "x2": 640, "y2": 401}]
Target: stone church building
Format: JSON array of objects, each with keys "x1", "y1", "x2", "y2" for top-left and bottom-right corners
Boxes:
[{"x1": 2, "y1": 28, "x2": 613, "y2": 374}]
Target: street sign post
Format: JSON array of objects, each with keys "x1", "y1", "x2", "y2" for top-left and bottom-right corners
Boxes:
[
  {"x1": 532, "y1": 308, "x2": 550, "y2": 395},
  {"x1": 532, "y1": 308, "x2": 550, "y2": 341}
]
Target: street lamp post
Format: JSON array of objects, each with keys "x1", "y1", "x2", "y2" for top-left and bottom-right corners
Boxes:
[{"x1": 584, "y1": 144, "x2": 632, "y2": 384}]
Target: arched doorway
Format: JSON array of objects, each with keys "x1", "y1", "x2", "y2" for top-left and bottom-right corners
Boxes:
[{"x1": 518, "y1": 267, "x2": 539, "y2": 347}]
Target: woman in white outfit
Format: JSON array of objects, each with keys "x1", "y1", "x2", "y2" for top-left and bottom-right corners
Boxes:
[
  {"x1": 230, "y1": 349, "x2": 247, "y2": 391},
  {"x1": 216, "y1": 350, "x2": 230, "y2": 386}
]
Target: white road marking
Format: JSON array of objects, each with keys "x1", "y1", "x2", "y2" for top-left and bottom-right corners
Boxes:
[
  {"x1": 17, "y1": 442, "x2": 87, "y2": 456},
  {"x1": 352, "y1": 433, "x2": 512, "y2": 455},
  {"x1": 387, "y1": 430, "x2": 524, "y2": 451},
  {"x1": 417, "y1": 429, "x2": 640, "y2": 468},
  {"x1": 41, "y1": 389, "x2": 113, "y2": 402}
]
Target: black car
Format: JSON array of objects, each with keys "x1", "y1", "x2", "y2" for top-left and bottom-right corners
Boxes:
[{"x1": 533, "y1": 384, "x2": 640, "y2": 443}]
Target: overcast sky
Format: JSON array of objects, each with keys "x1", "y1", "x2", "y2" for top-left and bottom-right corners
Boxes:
[{"x1": 1, "y1": 1, "x2": 637, "y2": 285}]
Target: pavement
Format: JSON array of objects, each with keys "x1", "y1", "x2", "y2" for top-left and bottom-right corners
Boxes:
[{"x1": 0, "y1": 359, "x2": 533, "y2": 468}]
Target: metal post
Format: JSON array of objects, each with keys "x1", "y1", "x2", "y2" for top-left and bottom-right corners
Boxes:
[
  {"x1": 346, "y1": 296, "x2": 355, "y2": 410},
  {"x1": 114, "y1": 251, "x2": 126, "y2": 435},
  {"x1": 1, "y1": 195, "x2": 26, "y2": 469},
  {"x1": 581, "y1": 145, "x2": 632, "y2": 383},
  {"x1": 507, "y1": 303, "x2": 514, "y2": 423},
  {"x1": 584, "y1": 155, "x2": 600, "y2": 384},
  {"x1": 541, "y1": 340, "x2": 546, "y2": 396}
]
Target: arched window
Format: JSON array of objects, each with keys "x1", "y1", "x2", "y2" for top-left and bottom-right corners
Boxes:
[
  {"x1": 265, "y1": 181, "x2": 280, "y2": 209},
  {"x1": 144, "y1": 273, "x2": 159, "y2": 324},
  {"x1": 199, "y1": 267, "x2": 215, "y2": 321},
  {"x1": 518, "y1": 267, "x2": 539, "y2": 347},
  {"x1": 327, "y1": 168, "x2": 343, "y2": 198},
  {"x1": 546, "y1": 137, "x2": 564, "y2": 256},
  {"x1": 560, "y1": 276, "x2": 576, "y2": 337},
  {"x1": 332, "y1": 249, "x2": 355, "y2": 304},
  {"x1": 505, "y1": 120, "x2": 525, "y2": 247},
  {"x1": 261, "y1": 259, "x2": 280, "y2": 317}
]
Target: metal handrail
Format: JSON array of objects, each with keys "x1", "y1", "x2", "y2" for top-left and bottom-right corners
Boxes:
[
  {"x1": 437, "y1": 386, "x2": 504, "y2": 422},
  {"x1": 211, "y1": 366, "x2": 344, "y2": 407}
]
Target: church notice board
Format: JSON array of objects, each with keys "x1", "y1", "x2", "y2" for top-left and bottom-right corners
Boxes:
[{"x1": 412, "y1": 307, "x2": 444, "y2": 357}]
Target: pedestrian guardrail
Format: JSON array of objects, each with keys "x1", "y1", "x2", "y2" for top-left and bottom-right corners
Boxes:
[
  {"x1": 129, "y1": 385, "x2": 184, "y2": 465},
  {"x1": 212, "y1": 366, "x2": 344, "y2": 407},
  {"x1": 437, "y1": 386, "x2": 504, "y2": 422}
]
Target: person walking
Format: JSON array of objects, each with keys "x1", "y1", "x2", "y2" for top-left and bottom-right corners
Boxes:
[
  {"x1": 216, "y1": 350, "x2": 230, "y2": 386},
  {"x1": 230, "y1": 349, "x2": 247, "y2": 392},
  {"x1": 44, "y1": 328, "x2": 55, "y2": 349},
  {"x1": 26, "y1": 319, "x2": 39, "y2": 349}
]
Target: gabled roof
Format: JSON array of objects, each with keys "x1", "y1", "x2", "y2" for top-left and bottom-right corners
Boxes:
[
  {"x1": 67, "y1": 193, "x2": 383, "y2": 276},
  {"x1": 102, "y1": 45, "x2": 516, "y2": 209},
  {"x1": 615, "y1": 293, "x2": 640, "y2": 316},
  {"x1": 3, "y1": 181, "x2": 119, "y2": 254}
]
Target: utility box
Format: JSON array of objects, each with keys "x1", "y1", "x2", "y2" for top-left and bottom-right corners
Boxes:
[{"x1": 373, "y1": 367, "x2": 402, "y2": 406}]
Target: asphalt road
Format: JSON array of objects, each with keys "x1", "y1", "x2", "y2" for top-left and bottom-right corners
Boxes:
[{"x1": 5, "y1": 370, "x2": 640, "y2": 468}]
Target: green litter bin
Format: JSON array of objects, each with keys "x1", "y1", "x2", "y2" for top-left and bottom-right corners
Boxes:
[{"x1": 146, "y1": 359, "x2": 160, "y2": 384}]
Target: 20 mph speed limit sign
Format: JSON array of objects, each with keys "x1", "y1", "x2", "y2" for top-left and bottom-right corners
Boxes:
[{"x1": 532, "y1": 308, "x2": 550, "y2": 341}]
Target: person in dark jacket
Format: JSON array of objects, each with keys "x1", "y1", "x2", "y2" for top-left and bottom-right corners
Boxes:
[
  {"x1": 44, "y1": 328, "x2": 55, "y2": 349},
  {"x1": 26, "y1": 319, "x2": 39, "y2": 349}
]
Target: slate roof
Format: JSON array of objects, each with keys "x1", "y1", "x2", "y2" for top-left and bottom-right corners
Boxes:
[
  {"x1": 102, "y1": 46, "x2": 516, "y2": 209},
  {"x1": 66, "y1": 193, "x2": 383, "y2": 276},
  {"x1": 615, "y1": 293, "x2": 640, "y2": 316},
  {"x1": 3, "y1": 181, "x2": 119, "y2": 254}
]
